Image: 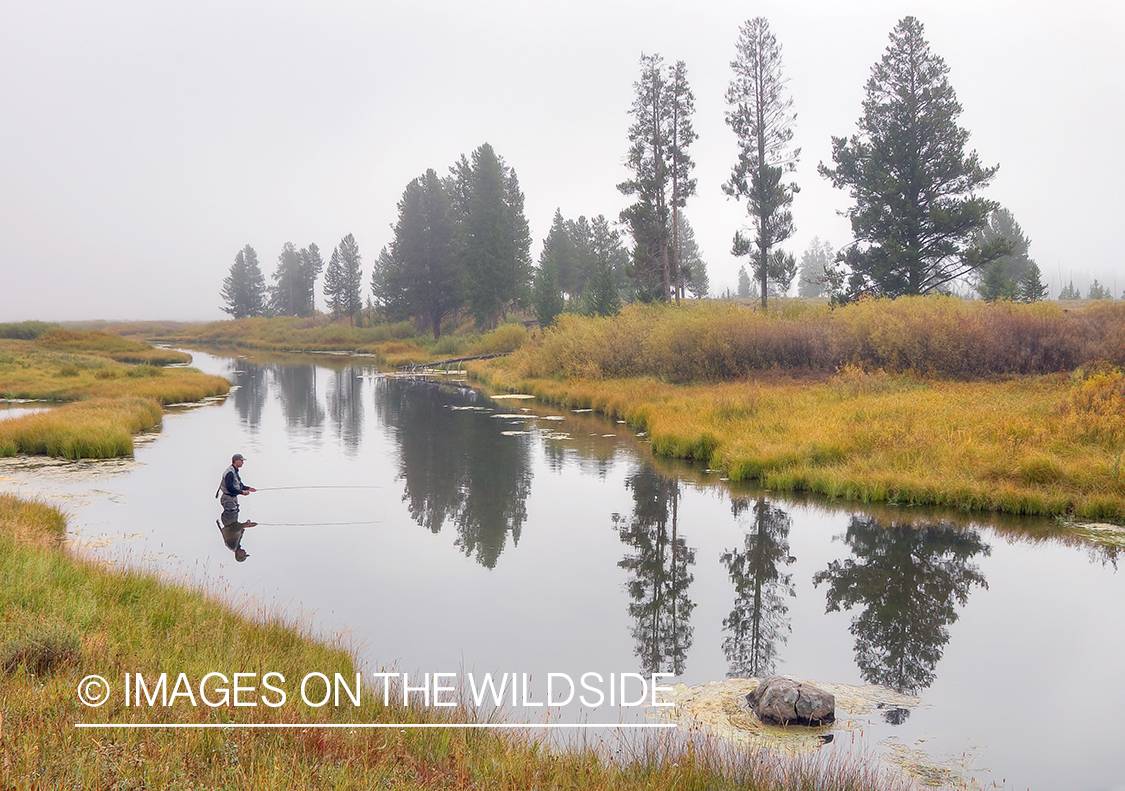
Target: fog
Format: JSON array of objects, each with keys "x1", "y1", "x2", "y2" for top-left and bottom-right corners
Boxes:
[{"x1": 1, "y1": 0, "x2": 1122, "y2": 321}]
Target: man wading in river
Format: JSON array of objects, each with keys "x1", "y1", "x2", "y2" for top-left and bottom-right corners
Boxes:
[{"x1": 217, "y1": 453, "x2": 256, "y2": 512}]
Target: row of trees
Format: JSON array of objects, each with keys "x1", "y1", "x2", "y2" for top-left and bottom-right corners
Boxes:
[
  {"x1": 370, "y1": 144, "x2": 531, "y2": 338},
  {"x1": 224, "y1": 15, "x2": 1079, "y2": 328},
  {"x1": 220, "y1": 235, "x2": 365, "y2": 322},
  {"x1": 615, "y1": 15, "x2": 1033, "y2": 308}
]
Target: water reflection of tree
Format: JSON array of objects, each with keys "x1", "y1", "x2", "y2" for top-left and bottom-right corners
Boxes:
[
  {"x1": 375, "y1": 380, "x2": 532, "y2": 569},
  {"x1": 327, "y1": 367, "x2": 364, "y2": 453},
  {"x1": 721, "y1": 496, "x2": 795, "y2": 678},
  {"x1": 230, "y1": 362, "x2": 268, "y2": 430},
  {"x1": 275, "y1": 364, "x2": 325, "y2": 434},
  {"x1": 813, "y1": 516, "x2": 989, "y2": 715},
  {"x1": 614, "y1": 466, "x2": 696, "y2": 675}
]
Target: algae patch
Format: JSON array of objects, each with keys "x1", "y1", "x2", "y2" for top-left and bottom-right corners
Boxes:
[{"x1": 652, "y1": 677, "x2": 919, "y2": 754}]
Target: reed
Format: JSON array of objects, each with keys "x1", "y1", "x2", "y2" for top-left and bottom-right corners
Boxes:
[{"x1": 1, "y1": 495, "x2": 913, "y2": 791}]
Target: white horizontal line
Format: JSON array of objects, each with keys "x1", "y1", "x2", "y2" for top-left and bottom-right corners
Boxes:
[{"x1": 75, "y1": 722, "x2": 677, "y2": 730}]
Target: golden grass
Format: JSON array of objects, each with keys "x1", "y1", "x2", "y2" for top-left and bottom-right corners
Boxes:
[
  {"x1": 0, "y1": 336, "x2": 230, "y2": 459},
  {"x1": 476, "y1": 363, "x2": 1125, "y2": 521},
  {"x1": 1, "y1": 494, "x2": 911, "y2": 791},
  {"x1": 0, "y1": 396, "x2": 163, "y2": 458},
  {"x1": 509, "y1": 297, "x2": 1125, "y2": 381},
  {"x1": 37, "y1": 329, "x2": 193, "y2": 365},
  {"x1": 160, "y1": 316, "x2": 528, "y2": 367}
]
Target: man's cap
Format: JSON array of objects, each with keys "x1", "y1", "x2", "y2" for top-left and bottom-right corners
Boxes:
[{"x1": 232, "y1": 453, "x2": 245, "y2": 463}]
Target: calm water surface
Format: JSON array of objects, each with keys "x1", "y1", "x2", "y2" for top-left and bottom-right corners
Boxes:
[{"x1": 2, "y1": 348, "x2": 1121, "y2": 791}]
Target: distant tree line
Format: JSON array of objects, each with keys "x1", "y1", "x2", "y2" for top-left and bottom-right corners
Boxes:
[{"x1": 223, "y1": 15, "x2": 1116, "y2": 327}]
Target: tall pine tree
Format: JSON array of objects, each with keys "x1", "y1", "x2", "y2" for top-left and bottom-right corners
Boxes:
[
  {"x1": 725, "y1": 17, "x2": 799, "y2": 310},
  {"x1": 820, "y1": 17, "x2": 1005, "y2": 300}
]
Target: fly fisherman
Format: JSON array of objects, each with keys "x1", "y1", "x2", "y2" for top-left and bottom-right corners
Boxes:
[{"x1": 217, "y1": 453, "x2": 256, "y2": 512}]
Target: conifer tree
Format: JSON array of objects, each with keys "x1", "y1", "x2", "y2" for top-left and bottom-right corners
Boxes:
[
  {"x1": 389, "y1": 170, "x2": 463, "y2": 338},
  {"x1": 324, "y1": 234, "x2": 363, "y2": 323},
  {"x1": 820, "y1": 17, "x2": 1004, "y2": 300},
  {"x1": 725, "y1": 17, "x2": 800, "y2": 310},
  {"x1": 533, "y1": 253, "x2": 565, "y2": 328},
  {"x1": 220, "y1": 244, "x2": 267, "y2": 318},
  {"x1": 619, "y1": 54, "x2": 697, "y2": 303}
]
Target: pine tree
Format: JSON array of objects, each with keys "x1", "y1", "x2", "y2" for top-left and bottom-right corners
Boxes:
[
  {"x1": 1018, "y1": 262, "x2": 1048, "y2": 303},
  {"x1": 328, "y1": 233, "x2": 363, "y2": 324},
  {"x1": 220, "y1": 244, "x2": 266, "y2": 318},
  {"x1": 619, "y1": 54, "x2": 696, "y2": 303},
  {"x1": 725, "y1": 17, "x2": 800, "y2": 310},
  {"x1": 298, "y1": 243, "x2": 325, "y2": 315},
  {"x1": 323, "y1": 247, "x2": 344, "y2": 316},
  {"x1": 447, "y1": 144, "x2": 532, "y2": 329},
  {"x1": 1088, "y1": 280, "x2": 1113, "y2": 300},
  {"x1": 270, "y1": 243, "x2": 302, "y2": 316},
  {"x1": 972, "y1": 208, "x2": 1033, "y2": 302},
  {"x1": 533, "y1": 253, "x2": 565, "y2": 328},
  {"x1": 1059, "y1": 280, "x2": 1081, "y2": 300},
  {"x1": 390, "y1": 170, "x2": 463, "y2": 338},
  {"x1": 820, "y1": 17, "x2": 1004, "y2": 300},
  {"x1": 737, "y1": 266, "x2": 752, "y2": 298},
  {"x1": 583, "y1": 255, "x2": 622, "y2": 318},
  {"x1": 675, "y1": 214, "x2": 709, "y2": 299},
  {"x1": 797, "y1": 238, "x2": 833, "y2": 298}
]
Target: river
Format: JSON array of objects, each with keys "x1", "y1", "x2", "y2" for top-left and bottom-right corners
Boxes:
[{"x1": 1, "y1": 347, "x2": 1121, "y2": 791}]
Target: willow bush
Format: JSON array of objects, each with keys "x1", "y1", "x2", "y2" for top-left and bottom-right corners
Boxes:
[{"x1": 512, "y1": 298, "x2": 1125, "y2": 383}]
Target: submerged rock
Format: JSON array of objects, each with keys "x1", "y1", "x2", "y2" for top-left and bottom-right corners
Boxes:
[{"x1": 746, "y1": 676, "x2": 835, "y2": 726}]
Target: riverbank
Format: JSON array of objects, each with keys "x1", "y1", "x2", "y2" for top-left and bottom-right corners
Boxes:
[
  {"x1": 0, "y1": 493, "x2": 907, "y2": 790},
  {"x1": 0, "y1": 333, "x2": 230, "y2": 458},
  {"x1": 157, "y1": 315, "x2": 527, "y2": 368},
  {"x1": 475, "y1": 299, "x2": 1125, "y2": 521}
]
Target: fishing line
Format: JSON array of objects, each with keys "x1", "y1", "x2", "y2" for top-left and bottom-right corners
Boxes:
[
  {"x1": 250, "y1": 520, "x2": 384, "y2": 527},
  {"x1": 252, "y1": 485, "x2": 383, "y2": 492}
]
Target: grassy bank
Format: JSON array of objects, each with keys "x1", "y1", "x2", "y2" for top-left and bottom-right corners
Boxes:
[
  {"x1": 478, "y1": 299, "x2": 1125, "y2": 521},
  {"x1": 1, "y1": 494, "x2": 907, "y2": 790},
  {"x1": 159, "y1": 316, "x2": 528, "y2": 367},
  {"x1": 0, "y1": 333, "x2": 230, "y2": 459}
]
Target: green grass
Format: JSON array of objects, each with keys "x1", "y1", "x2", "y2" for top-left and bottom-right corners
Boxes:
[{"x1": 0, "y1": 494, "x2": 912, "y2": 790}]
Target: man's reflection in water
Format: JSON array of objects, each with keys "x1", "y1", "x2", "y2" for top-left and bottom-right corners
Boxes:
[{"x1": 218, "y1": 508, "x2": 257, "y2": 562}]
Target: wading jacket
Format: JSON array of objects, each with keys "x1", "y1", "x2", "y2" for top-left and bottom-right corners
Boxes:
[{"x1": 217, "y1": 465, "x2": 250, "y2": 498}]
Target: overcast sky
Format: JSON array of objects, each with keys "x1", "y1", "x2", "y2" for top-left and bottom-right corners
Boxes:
[{"x1": 1, "y1": 0, "x2": 1122, "y2": 322}]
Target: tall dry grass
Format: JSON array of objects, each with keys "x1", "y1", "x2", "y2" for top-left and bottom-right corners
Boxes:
[
  {"x1": 1, "y1": 337, "x2": 230, "y2": 459},
  {"x1": 510, "y1": 298, "x2": 1125, "y2": 382},
  {"x1": 0, "y1": 396, "x2": 163, "y2": 458},
  {"x1": 479, "y1": 298, "x2": 1125, "y2": 520},
  {"x1": 37, "y1": 328, "x2": 192, "y2": 365}
]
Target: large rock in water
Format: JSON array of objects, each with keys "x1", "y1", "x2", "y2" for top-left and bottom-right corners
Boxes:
[{"x1": 746, "y1": 676, "x2": 835, "y2": 726}]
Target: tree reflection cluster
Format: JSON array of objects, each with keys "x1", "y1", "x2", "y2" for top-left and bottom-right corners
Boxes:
[
  {"x1": 226, "y1": 356, "x2": 999, "y2": 721},
  {"x1": 613, "y1": 465, "x2": 991, "y2": 723}
]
